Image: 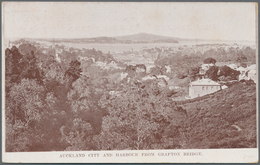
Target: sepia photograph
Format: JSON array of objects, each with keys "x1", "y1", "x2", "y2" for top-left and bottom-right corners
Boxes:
[{"x1": 2, "y1": 2, "x2": 258, "y2": 163}]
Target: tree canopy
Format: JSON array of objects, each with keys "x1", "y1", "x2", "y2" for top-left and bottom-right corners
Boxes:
[{"x1": 203, "y1": 57, "x2": 216, "y2": 64}]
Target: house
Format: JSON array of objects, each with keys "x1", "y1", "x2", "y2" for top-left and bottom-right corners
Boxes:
[
  {"x1": 238, "y1": 64, "x2": 257, "y2": 83},
  {"x1": 157, "y1": 78, "x2": 168, "y2": 87},
  {"x1": 109, "y1": 61, "x2": 116, "y2": 66},
  {"x1": 64, "y1": 47, "x2": 70, "y2": 51},
  {"x1": 199, "y1": 68, "x2": 206, "y2": 75},
  {"x1": 79, "y1": 56, "x2": 89, "y2": 61},
  {"x1": 165, "y1": 65, "x2": 171, "y2": 73},
  {"x1": 237, "y1": 67, "x2": 248, "y2": 81},
  {"x1": 142, "y1": 75, "x2": 157, "y2": 81},
  {"x1": 248, "y1": 69, "x2": 257, "y2": 83},
  {"x1": 120, "y1": 72, "x2": 128, "y2": 80},
  {"x1": 227, "y1": 64, "x2": 238, "y2": 70},
  {"x1": 201, "y1": 63, "x2": 214, "y2": 71},
  {"x1": 156, "y1": 75, "x2": 170, "y2": 81},
  {"x1": 135, "y1": 64, "x2": 146, "y2": 73},
  {"x1": 55, "y1": 53, "x2": 61, "y2": 63},
  {"x1": 169, "y1": 86, "x2": 181, "y2": 90},
  {"x1": 146, "y1": 64, "x2": 156, "y2": 73},
  {"x1": 96, "y1": 61, "x2": 106, "y2": 67},
  {"x1": 188, "y1": 78, "x2": 221, "y2": 99},
  {"x1": 200, "y1": 63, "x2": 215, "y2": 75},
  {"x1": 56, "y1": 49, "x2": 62, "y2": 54},
  {"x1": 236, "y1": 66, "x2": 247, "y2": 74},
  {"x1": 42, "y1": 49, "x2": 47, "y2": 54},
  {"x1": 247, "y1": 64, "x2": 256, "y2": 70}
]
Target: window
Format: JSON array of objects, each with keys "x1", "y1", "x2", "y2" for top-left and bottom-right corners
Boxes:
[
  {"x1": 202, "y1": 86, "x2": 204, "y2": 90},
  {"x1": 206, "y1": 86, "x2": 208, "y2": 90},
  {"x1": 211, "y1": 86, "x2": 214, "y2": 90}
]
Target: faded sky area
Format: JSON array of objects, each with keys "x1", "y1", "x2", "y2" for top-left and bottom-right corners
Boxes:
[{"x1": 2, "y1": 2, "x2": 257, "y2": 41}]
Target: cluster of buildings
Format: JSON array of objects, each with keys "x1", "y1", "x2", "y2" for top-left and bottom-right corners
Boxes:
[
  {"x1": 7, "y1": 39, "x2": 256, "y2": 101},
  {"x1": 187, "y1": 63, "x2": 257, "y2": 99},
  {"x1": 94, "y1": 60, "x2": 122, "y2": 70},
  {"x1": 227, "y1": 64, "x2": 257, "y2": 83}
]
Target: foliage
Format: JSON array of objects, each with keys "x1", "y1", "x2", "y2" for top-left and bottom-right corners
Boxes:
[
  {"x1": 18, "y1": 43, "x2": 37, "y2": 57},
  {"x1": 205, "y1": 66, "x2": 219, "y2": 81},
  {"x1": 60, "y1": 119, "x2": 94, "y2": 151},
  {"x1": 6, "y1": 79, "x2": 45, "y2": 151},
  {"x1": 179, "y1": 82, "x2": 256, "y2": 148},
  {"x1": 64, "y1": 60, "x2": 82, "y2": 86},
  {"x1": 94, "y1": 81, "x2": 187, "y2": 150},
  {"x1": 218, "y1": 65, "x2": 240, "y2": 80},
  {"x1": 5, "y1": 41, "x2": 256, "y2": 152},
  {"x1": 203, "y1": 57, "x2": 216, "y2": 64},
  {"x1": 19, "y1": 49, "x2": 43, "y2": 83}
]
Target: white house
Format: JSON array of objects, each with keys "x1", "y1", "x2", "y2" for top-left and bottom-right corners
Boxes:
[
  {"x1": 248, "y1": 69, "x2": 257, "y2": 83},
  {"x1": 188, "y1": 78, "x2": 222, "y2": 99}
]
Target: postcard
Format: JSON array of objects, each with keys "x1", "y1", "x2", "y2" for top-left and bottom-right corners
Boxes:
[{"x1": 2, "y1": 2, "x2": 258, "y2": 163}]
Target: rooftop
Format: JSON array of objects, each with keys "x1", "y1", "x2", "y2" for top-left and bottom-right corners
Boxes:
[{"x1": 190, "y1": 78, "x2": 221, "y2": 86}]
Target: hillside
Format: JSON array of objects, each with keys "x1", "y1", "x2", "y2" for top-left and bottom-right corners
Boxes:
[{"x1": 178, "y1": 82, "x2": 257, "y2": 149}]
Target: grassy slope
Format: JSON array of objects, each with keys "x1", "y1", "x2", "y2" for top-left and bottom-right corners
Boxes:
[{"x1": 178, "y1": 82, "x2": 257, "y2": 149}]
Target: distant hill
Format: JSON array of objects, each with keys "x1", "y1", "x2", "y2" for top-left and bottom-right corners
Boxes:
[
  {"x1": 114, "y1": 33, "x2": 179, "y2": 42},
  {"x1": 25, "y1": 33, "x2": 184, "y2": 44}
]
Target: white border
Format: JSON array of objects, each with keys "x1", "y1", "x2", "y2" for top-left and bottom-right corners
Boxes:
[{"x1": 1, "y1": 2, "x2": 259, "y2": 163}]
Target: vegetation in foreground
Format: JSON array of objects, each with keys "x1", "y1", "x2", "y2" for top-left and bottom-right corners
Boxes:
[{"x1": 5, "y1": 42, "x2": 257, "y2": 151}]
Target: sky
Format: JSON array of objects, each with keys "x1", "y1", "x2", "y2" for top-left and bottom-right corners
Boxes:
[{"x1": 2, "y1": 2, "x2": 257, "y2": 41}]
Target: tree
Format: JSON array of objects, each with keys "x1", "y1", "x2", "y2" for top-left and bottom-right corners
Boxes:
[
  {"x1": 188, "y1": 66, "x2": 200, "y2": 78},
  {"x1": 150, "y1": 66, "x2": 166, "y2": 75},
  {"x1": 242, "y1": 46, "x2": 256, "y2": 63},
  {"x1": 67, "y1": 77, "x2": 106, "y2": 132},
  {"x1": 125, "y1": 65, "x2": 136, "y2": 77},
  {"x1": 203, "y1": 57, "x2": 216, "y2": 64},
  {"x1": 236, "y1": 51, "x2": 247, "y2": 63},
  {"x1": 59, "y1": 77, "x2": 108, "y2": 150},
  {"x1": 5, "y1": 46, "x2": 24, "y2": 93},
  {"x1": 64, "y1": 60, "x2": 82, "y2": 86},
  {"x1": 19, "y1": 50, "x2": 43, "y2": 83},
  {"x1": 6, "y1": 79, "x2": 45, "y2": 151},
  {"x1": 18, "y1": 43, "x2": 37, "y2": 57},
  {"x1": 218, "y1": 65, "x2": 240, "y2": 80},
  {"x1": 205, "y1": 66, "x2": 219, "y2": 81},
  {"x1": 60, "y1": 118, "x2": 94, "y2": 151},
  {"x1": 240, "y1": 63, "x2": 247, "y2": 68},
  {"x1": 5, "y1": 46, "x2": 23, "y2": 80},
  {"x1": 94, "y1": 82, "x2": 187, "y2": 150}
]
